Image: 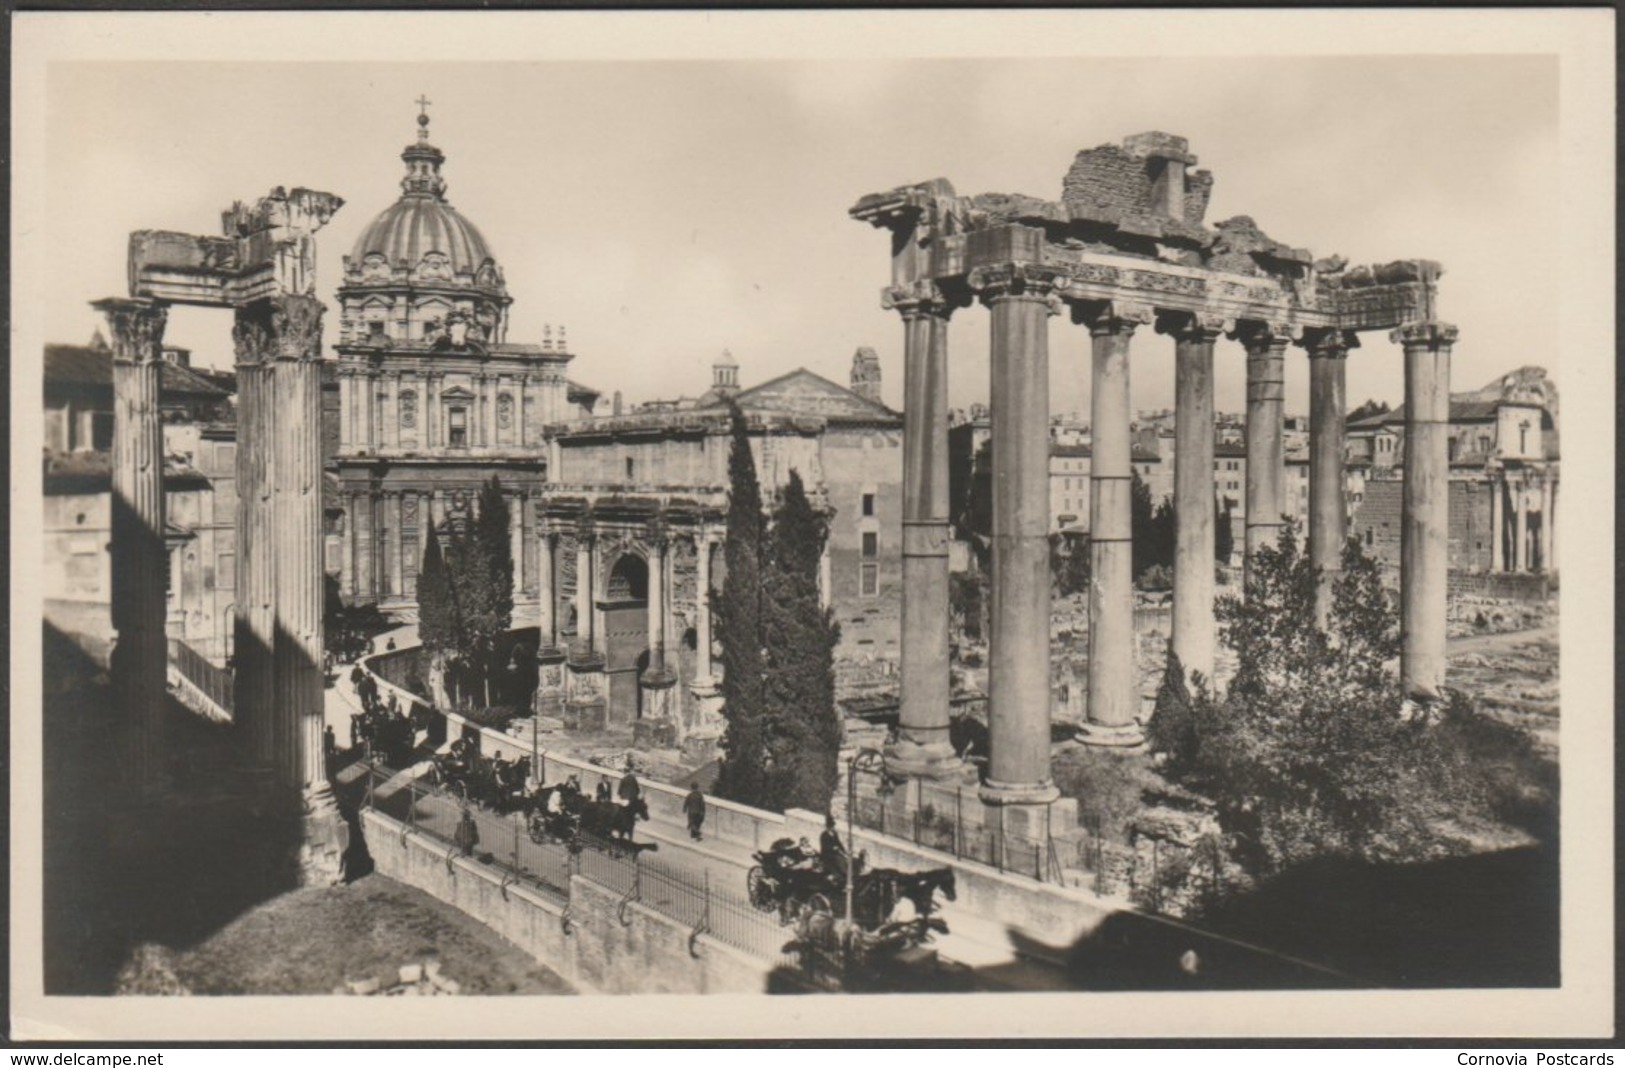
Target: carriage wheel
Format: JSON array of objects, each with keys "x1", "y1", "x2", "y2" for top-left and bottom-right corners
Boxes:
[{"x1": 747, "y1": 867, "x2": 773, "y2": 912}]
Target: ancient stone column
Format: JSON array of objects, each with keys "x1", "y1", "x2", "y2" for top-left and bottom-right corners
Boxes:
[
  {"x1": 574, "y1": 527, "x2": 596, "y2": 658},
  {"x1": 384, "y1": 371, "x2": 400, "y2": 450},
  {"x1": 1304, "y1": 329, "x2": 1357, "y2": 625},
  {"x1": 640, "y1": 528, "x2": 678, "y2": 728},
  {"x1": 97, "y1": 297, "x2": 169, "y2": 793},
  {"x1": 884, "y1": 282, "x2": 960, "y2": 777},
  {"x1": 1513, "y1": 480, "x2": 1528, "y2": 572},
  {"x1": 388, "y1": 493, "x2": 404, "y2": 598},
  {"x1": 1395, "y1": 321, "x2": 1457, "y2": 705},
  {"x1": 970, "y1": 264, "x2": 1064, "y2": 808},
  {"x1": 534, "y1": 528, "x2": 566, "y2": 718},
  {"x1": 694, "y1": 535, "x2": 715, "y2": 684},
  {"x1": 342, "y1": 491, "x2": 358, "y2": 599},
  {"x1": 1238, "y1": 323, "x2": 1290, "y2": 587},
  {"x1": 1490, "y1": 474, "x2": 1505, "y2": 572},
  {"x1": 1162, "y1": 313, "x2": 1226, "y2": 688},
  {"x1": 1078, "y1": 302, "x2": 1151, "y2": 746},
  {"x1": 232, "y1": 304, "x2": 279, "y2": 770},
  {"x1": 1545, "y1": 477, "x2": 1558, "y2": 573},
  {"x1": 338, "y1": 370, "x2": 354, "y2": 452},
  {"x1": 509, "y1": 495, "x2": 524, "y2": 601}
]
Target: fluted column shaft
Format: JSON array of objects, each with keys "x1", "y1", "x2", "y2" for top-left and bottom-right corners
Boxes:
[
  {"x1": 1513, "y1": 481, "x2": 1528, "y2": 572},
  {"x1": 1081, "y1": 304, "x2": 1149, "y2": 742},
  {"x1": 98, "y1": 298, "x2": 169, "y2": 793},
  {"x1": 1541, "y1": 477, "x2": 1554, "y2": 573},
  {"x1": 887, "y1": 286, "x2": 959, "y2": 776},
  {"x1": 574, "y1": 530, "x2": 596, "y2": 658},
  {"x1": 1396, "y1": 322, "x2": 1457, "y2": 704},
  {"x1": 645, "y1": 536, "x2": 669, "y2": 678},
  {"x1": 974, "y1": 267, "x2": 1062, "y2": 806},
  {"x1": 537, "y1": 531, "x2": 557, "y2": 650},
  {"x1": 1240, "y1": 327, "x2": 1289, "y2": 586},
  {"x1": 695, "y1": 536, "x2": 715, "y2": 682},
  {"x1": 1305, "y1": 330, "x2": 1355, "y2": 624},
  {"x1": 1491, "y1": 476, "x2": 1505, "y2": 571},
  {"x1": 1165, "y1": 315, "x2": 1223, "y2": 688},
  {"x1": 232, "y1": 309, "x2": 278, "y2": 768}
]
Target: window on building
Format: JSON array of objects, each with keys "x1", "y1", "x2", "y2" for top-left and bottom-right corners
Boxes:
[
  {"x1": 862, "y1": 493, "x2": 875, "y2": 517},
  {"x1": 862, "y1": 531, "x2": 878, "y2": 558},
  {"x1": 1447, "y1": 437, "x2": 1459, "y2": 463},
  {"x1": 448, "y1": 406, "x2": 467, "y2": 447},
  {"x1": 626, "y1": 457, "x2": 635, "y2": 480},
  {"x1": 860, "y1": 563, "x2": 879, "y2": 596},
  {"x1": 1365, "y1": 529, "x2": 1374, "y2": 547},
  {"x1": 369, "y1": 320, "x2": 386, "y2": 338},
  {"x1": 217, "y1": 552, "x2": 235, "y2": 589}
]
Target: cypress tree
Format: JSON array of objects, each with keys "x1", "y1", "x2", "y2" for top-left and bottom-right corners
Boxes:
[
  {"x1": 465, "y1": 476, "x2": 514, "y2": 707},
  {"x1": 714, "y1": 402, "x2": 768, "y2": 804},
  {"x1": 418, "y1": 523, "x2": 452, "y2": 705},
  {"x1": 760, "y1": 469, "x2": 842, "y2": 812}
]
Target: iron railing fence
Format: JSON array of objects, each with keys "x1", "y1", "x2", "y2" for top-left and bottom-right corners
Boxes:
[
  {"x1": 360, "y1": 761, "x2": 795, "y2": 969},
  {"x1": 168, "y1": 637, "x2": 233, "y2": 712}
]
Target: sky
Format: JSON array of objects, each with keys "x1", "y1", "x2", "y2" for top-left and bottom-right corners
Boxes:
[{"x1": 43, "y1": 52, "x2": 1558, "y2": 420}]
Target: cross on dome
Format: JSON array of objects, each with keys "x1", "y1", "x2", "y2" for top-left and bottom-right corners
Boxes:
[{"x1": 415, "y1": 95, "x2": 432, "y2": 140}]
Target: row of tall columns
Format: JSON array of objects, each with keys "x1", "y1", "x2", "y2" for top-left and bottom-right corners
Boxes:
[
  {"x1": 886, "y1": 285, "x2": 960, "y2": 776},
  {"x1": 98, "y1": 297, "x2": 170, "y2": 795}
]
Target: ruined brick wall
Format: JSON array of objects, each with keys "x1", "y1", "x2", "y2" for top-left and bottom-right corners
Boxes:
[
  {"x1": 1448, "y1": 570, "x2": 1551, "y2": 602},
  {"x1": 1350, "y1": 478, "x2": 1500, "y2": 578},
  {"x1": 822, "y1": 424, "x2": 903, "y2": 666},
  {"x1": 1061, "y1": 145, "x2": 1154, "y2": 215},
  {"x1": 1449, "y1": 480, "x2": 1494, "y2": 573}
]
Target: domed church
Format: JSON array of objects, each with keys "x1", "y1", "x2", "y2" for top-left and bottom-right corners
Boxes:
[{"x1": 330, "y1": 108, "x2": 601, "y2": 615}]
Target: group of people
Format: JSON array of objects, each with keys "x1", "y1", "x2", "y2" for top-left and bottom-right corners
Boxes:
[{"x1": 350, "y1": 666, "x2": 423, "y2": 766}]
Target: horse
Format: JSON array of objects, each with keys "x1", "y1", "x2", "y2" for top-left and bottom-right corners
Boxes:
[{"x1": 879, "y1": 867, "x2": 957, "y2": 918}]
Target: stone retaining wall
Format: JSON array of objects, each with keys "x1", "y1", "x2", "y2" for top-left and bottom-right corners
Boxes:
[{"x1": 362, "y1": 809, "x2": 774, "y2": 995}]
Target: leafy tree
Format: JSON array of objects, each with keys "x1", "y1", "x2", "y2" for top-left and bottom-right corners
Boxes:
[
  {"x1": 417, "y1": 523, "x2": 452, "y2": 686},
  {"x1": 1050, "y1": 532, "x2": 1091, "y2": 598},
  {"x1": 759, "y1": 469, "x2": 842, "y2": 812},
  {"x1": 1149, "y1": 528, "x2": 1499, "y2": 875},
  {"x1": 714, "y1": 402, "x2": 769, "y2": 804}
]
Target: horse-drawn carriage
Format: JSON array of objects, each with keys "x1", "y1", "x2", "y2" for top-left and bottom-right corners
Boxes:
[
  {"x1": 428, "y1": 741, "x2": 531, "y2": 813},
  {"x1": 753, "y1": 839, "x2": 965, "y2": 992},
  {"x1": 522, "y1": 778, "x2": 656, "y2": 859}
]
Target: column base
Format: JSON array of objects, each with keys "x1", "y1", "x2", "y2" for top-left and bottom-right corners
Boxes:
[
  {"x1": 978, "y1": 777, "x2": 1060, "y2": 807},
  {"x1": 298, "y1": 782, "x2": 350, "y2": 887},
  {"x1": 1075, "y1": 720, "x2": 1146, "y2": 749},
  {"x1": 884, "y1": 737, "x2": 967, "y2": 780}
]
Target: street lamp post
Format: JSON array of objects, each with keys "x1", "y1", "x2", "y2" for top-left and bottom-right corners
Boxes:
[{"x1": 846, "y1": 747, "x2": 885, "y2": 962}]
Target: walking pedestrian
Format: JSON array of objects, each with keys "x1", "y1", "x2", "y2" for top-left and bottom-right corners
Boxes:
[
  {"x1": 455, "y1": 807, "x2": 480, "y2": 857},
  {"x1": 617, "y1": 759, "x2": 641, "y2": 806},
  {"x1": 683, "y1": 782, "x2": 706, "y2": 841},
  {"x1": 386, "y1": 637, "x2": 397, "y2": 652},
  {"x1": 324, "y1": 724, "x2": 337, "y2": 759},
  {"x1": 595, "y1": 779, "x2": 612, "y2": 804}
]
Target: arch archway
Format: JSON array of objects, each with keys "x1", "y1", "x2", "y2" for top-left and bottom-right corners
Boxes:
[{"x1": 601, "y1": 551, "x2": 650, "y2": 725}]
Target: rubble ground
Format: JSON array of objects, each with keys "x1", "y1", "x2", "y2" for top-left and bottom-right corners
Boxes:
[{"x1": 145, "y1": 873, "x2": 576, "y2": 996}]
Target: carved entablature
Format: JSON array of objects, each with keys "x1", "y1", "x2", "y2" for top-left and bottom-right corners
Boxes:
[
  {"x1": 853, "y1": 135, "x2": 1443, "y2": 335},
  {"x1": 131, "y1": 185, "x2": 342, "y2": 309}
]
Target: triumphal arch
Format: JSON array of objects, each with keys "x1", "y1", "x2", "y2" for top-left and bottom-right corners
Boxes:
[
  {"x1": 853, "y1": 132, "x2": 1456, "y2": 830},
  {"x1": 99, "y1": 185, "x2": 349, "y2": 882}
]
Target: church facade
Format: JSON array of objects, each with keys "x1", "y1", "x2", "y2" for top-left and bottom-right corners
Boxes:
[{"x1": 329, "y1": 112, "x2": 600, "y2": 615}]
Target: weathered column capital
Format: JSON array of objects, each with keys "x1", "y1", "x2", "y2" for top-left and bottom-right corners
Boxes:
[
  {"x1": 233, "y1": 294, "x2": 326, "y2": 366},
  {"x1": 967, "y1": 263, "x2": 1067, "y2": 315},
  {"x1": 1229, "y1": 320, "x2": 1300, "y2": 353},
  {"x1": 1155, "y1": 309, "x2": 1233, "y2": 342},
  {"x1": 881, "y1": 280, "x2": 962, "y2": 321},
  {"x1": 92, "y1": 298, "x2": 169, "y2": 364},
  {"x1": 1299, "y1": 327, "x2": 1361, "y2": 360},
  {"x1": 1072, "y1": 299, "x2": 1153, "y2": 337},
  {"x1": 1391, "y1": 320, "x2": 1459, "y2": 350}
]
